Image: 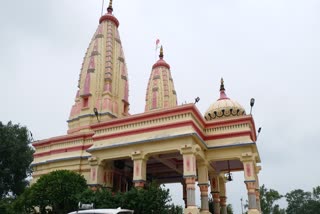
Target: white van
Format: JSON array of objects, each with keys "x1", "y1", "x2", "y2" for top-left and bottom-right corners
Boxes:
[{"x1": 68, "y1": 207, "x2": 134, "y2": 214}]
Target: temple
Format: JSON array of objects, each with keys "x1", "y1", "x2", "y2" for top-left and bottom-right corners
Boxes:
[{"x1": 32, "y1": 2, "x2": 262, "y2": 214}]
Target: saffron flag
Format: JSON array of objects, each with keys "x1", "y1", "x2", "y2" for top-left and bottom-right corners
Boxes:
[{"x1": 155, "y1": 39, "x2": 160, "y2": 50}]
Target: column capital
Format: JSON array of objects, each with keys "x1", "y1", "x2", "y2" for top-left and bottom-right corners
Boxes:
[
  {"x1": 198, "y1": 183, "x2": 209, "y2": 197},
  {"x1": 88, "y1": 156, "x2": 102, "y2": 166},
  {"x1": 131, "y1": 150, "x2": 148, "y2": 161},
  {"x1": 180, "y1": 144, "x2": 198, "y2": 155},
  {"x1": 240, "y1": 152, "x2": 256, "y2": 162},
  {"x1": 245, "y1": 181, "x2": 257, "y2": 192}
]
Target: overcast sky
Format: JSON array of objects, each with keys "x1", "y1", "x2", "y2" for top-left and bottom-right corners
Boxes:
[{"x1": 1, "y1": 0, "x2": 320, "y2": 213}]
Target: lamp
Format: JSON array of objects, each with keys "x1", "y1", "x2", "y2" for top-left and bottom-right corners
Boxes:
[
  {"x1": 226, "y1": 160, "x2": 233, "y2": 181},
  {"x1": 257, "y1": 127, "x2": 262, "y2": 140},
  {"x1": 93, "y1": 108, "x2": 100, "y2": 122},
  {"x1": 194, "y1": 97, "x2": 200, "y2": 104},
  {"x1": 250, "y1": 98, "x2": 255, "y2": 114}
]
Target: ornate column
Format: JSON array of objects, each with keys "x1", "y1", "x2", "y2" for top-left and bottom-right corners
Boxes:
[
  {"x1": 198, "y1": 161, "x2": 210, "y2": 214},
  {"x1": 182, "y1": 181, "x2": 187, "y2": 208},
  {"x1": 255, "y1": 166, "x2": 262, "y2": 213},
  {"x1": 241, "y1": 153, "x2": 259, "y2": 214},
  {"x1": 219, "y1": 176, "x2": 227, "y2": 214},
  {"x1": 131, "y1": 151, "x2": 147, "y2": 188},
  {"x1": 209, "y1": 173, "x2": 220, "y2": 214},
  {"x1": 88, "y1": 156, "x2": 105, "y2": 190},
  {"x1": 103, "y1": 161, "x2": 114, "y2": 190},
  {"x1": 180, "y1": 145, "x2": 199, "y2": 214}
]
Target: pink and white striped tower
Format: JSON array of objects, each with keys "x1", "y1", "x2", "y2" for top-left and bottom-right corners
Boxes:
[
  {"x1": 145, "y1": 46, "x2": 178, "y2": 112},
  {"x1": 68, "y1": 0, "x2": 130, "y2": 134}
]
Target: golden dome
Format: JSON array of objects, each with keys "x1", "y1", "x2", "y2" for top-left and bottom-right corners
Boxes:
[{"x1": 204, "y1": 78, "x2": 246, "y2": 121}]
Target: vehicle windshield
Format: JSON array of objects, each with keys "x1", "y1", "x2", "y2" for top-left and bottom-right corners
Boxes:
[{"x1": 71, "y1": 211, "x2": 133, "y2": 214}]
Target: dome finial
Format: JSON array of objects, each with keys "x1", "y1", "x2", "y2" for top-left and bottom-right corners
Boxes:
[
  {"x1": 220, "y1": 78, "x2": 225, "y2": 91},
  {"x1": 107, "y1": 0, "x2": 113, "y2": 13},
  {"x1": 159, "y1": 45, "x2": 164, "y2": 59}
]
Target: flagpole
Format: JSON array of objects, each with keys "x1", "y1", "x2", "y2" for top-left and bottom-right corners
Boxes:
[
  {"x1": 155, "y1": 39, "x2": 160, "y2": 61},
  {"x1": 101, "y1": 0, "x2": 105, "y2": 16}
]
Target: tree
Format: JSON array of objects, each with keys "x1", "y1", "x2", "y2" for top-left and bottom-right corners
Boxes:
[
  {"x1": 227, "y1": 204, "x2": 234, "y2": 214},
  {"x1": 122, "y1": 182, "x2": 172, "y2": 214},
  {"x1": 167, "y1": 204, "x2": 183, "y2": 214},
  {"x1": 78, "y1": 181, "x2": 176, "y2": 214},
  {"x1": 272, "y1": 204, "x2": 286, "y2": 214},
  {"x1": 22, "y1": 170, "x2": 88, "y2": 213},
  {"x1": 286, "y1": 186, "x2": 320, "y2": 214},
  {"x1": 0, "y1": 121, "x2": 34, "y2": 198},
  {"x1": 259, "y1": 184, "x2": 283, "y2": 214}
]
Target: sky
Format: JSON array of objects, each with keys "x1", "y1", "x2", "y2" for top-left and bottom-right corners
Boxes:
[{"x1": 1, "y1": 0, "x2": 320, "y2": 213}]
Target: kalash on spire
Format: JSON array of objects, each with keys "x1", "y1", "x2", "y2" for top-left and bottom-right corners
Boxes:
[{"x1": 68, "y1": 0, "x2": 129, "y2": 134}]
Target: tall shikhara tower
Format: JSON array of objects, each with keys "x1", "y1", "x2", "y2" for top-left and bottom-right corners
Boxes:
[{"x1": 68, "y1": 1, "x2": 129, "y2": 134}]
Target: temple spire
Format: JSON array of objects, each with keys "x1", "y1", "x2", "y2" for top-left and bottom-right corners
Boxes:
[
  {"x1": 219, "y1": 78, "x2": 228, "y2": 100},
  {"x1": 159, "y1": 46, "x2": 164, "y2": 59},
  {"x1": 145, "y1": 46, "x2": 177, "y2": 112},
  {"x1": 107, "y1": 0, "x2": 113, "y2": 13},
  {"x1": 220, "y1": 78, "x2": 225, "y2": 91}
]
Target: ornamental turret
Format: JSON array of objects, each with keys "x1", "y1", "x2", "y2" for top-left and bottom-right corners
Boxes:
[
  {"x1": 68, "y1": 0, "x2": 129, "y2": 133},
  {"x1": 145, "y1": 46, "x2": 177, "y2": 111},
  {"x1": 204, "y1": 78, "x2": 246, "y2": 121}
]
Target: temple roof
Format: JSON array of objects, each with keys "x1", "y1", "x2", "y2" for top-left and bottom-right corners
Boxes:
[
  {"x1": 68, "y1": 0, "x2": 129, "y2": 134},
  {"x1": 145, "y1": 46, "x2": 177, "y2": 112}
]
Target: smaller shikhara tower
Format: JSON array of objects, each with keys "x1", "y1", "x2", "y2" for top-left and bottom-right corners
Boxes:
[
  {"x1": 145, "y1": 46, "x2": 177, "y2": 111},
  {"x1": 68, "y1": 1, "x2": 129, "y2": 134}
]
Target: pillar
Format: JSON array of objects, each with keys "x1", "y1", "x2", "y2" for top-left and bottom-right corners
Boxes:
[
  {"x1": 255, "y1": 166, "x2": 262, "y2": 213},
  {"x1": 219, "y1": 176, "x2": 227, "y2": 214},
  {"x1": 209, "y1": 173, "x2": 220, "y2": 214},
  {"x1": 103, "y1": 162, "x2": 114, "y2": 190},
  {"x1": 180, "y1": 145, "x2": 199, "y2": 214},
  {"x1": 131, "y1": 151, "x2": 147, "y2": 188},
  {"x1": 88, "y1": 156, "x2": 105, "y2": 189},
  {"x1": 198, "y1": 161, "x2": 210, "y2": 214},
  {"x1": 182, "y1": 181, "x2": 187, "y2": 208},
  {"x1": 241, "y1": 153, "x2": 259, "y2": 214}
]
